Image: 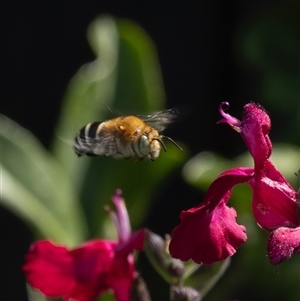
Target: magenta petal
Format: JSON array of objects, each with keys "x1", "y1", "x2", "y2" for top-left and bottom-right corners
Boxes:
[
  {"x1": 107, "y1": 229, "x2": 144, "y2": 301},
  {"x1": 267, "y1": 227, "x2": 300, "y2": 265},
  {"x1": 204, "y1": 167, "x2": 253, "y2": 209},
  {"x1": 22, "y1": 240, "x2": 74, "y2": 298},
  {"x1": 250, "y1": 161, "x2": 299, "y2": 228},
  {"x1": 107, "y1": 254, "x2": 136, "y2": 301},
  {"x1": 22, "y1": 240, "x2": 118, "y2": 301},
  {"x1": 68, "y1": 240, "x2": 116, "y2": 301},
  {"x1": 240, "y1": 103, "x2": 272, "y2": 172},
  {"x1": 169, "y1": 194, "x2": 247, "y2": 264},
  {"x1": 116, "y1": 229, "x2": 145, "y2": 257}
]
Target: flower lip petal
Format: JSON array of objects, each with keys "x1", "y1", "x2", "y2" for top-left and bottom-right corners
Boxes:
[
  {"x1": 169, "y1": 195, "x2": 247, "y2": 264},
  {"x1": 22, "y1": 240, "x2": 118, "y2": 301},
  {"x1": 22, "y1": 240, "x2": 74, "y2": 298}
]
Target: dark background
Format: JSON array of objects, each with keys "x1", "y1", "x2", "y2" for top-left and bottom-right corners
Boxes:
[{"x1": 1, "y1": 1, "x2": 299, "y2": 300}]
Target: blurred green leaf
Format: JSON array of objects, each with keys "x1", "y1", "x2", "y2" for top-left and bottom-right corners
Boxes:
[
  {"x1": 184, "y1": 259, "x2": 230, "y2": 298},
  {"x1": 95, "y1": 293, "x2": 116, "y2": 301},
  {"x1": 51, "y1": 15, "x2": 185, "y2": 237},
  {"x1": 182, "y1": 151, "x2": 233, "y2": 190},
  {"x1": 27, "y1": 284, "x2": 48, "y2": 301},
  {"x1": 183, "y1": 143, "x2": 300, "y2": 191},
  {"x1": 52, "y1": 16, "x2": 120, "y2": 187},
  {"x1": 52, "y1": 15, "x2": 166, "y2": 187},
  {"x1": 1, "y1": 15, "x2": 186, "y2": 241},
  {"x1": 2, "y1": 15, "x2": 189, "y2": 301},
  {"x1": 115, "y1": 18, "x2": 165, "y2": 112},
  {"x1": 0, "y1": 115, "x2": 87, "y2": 246}
]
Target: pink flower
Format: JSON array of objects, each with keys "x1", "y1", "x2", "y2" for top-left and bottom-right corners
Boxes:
[
  {"x1": 169, "y1": 102, "x2": 300, "y2": 265},
  {"x1": 23, "y1": 190, "x2": 145, "y2": 301}
]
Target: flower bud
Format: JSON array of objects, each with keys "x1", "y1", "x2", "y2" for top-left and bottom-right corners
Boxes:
[
  {"x1": 144, "y1": 230, "x2": 185, "y2": 282},
  {"x1": 171, "y1": 286, "x2": 201, "y2": 301},
  {"x1": 130, "y1": 273, "x2": 152, "y2": 301}
]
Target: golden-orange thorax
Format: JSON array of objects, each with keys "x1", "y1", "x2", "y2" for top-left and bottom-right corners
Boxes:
[{"x1": 104, "y1": 116, "x2": 158, "y2": 144}]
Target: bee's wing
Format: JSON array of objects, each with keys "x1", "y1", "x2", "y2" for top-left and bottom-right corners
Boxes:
[{"x1": 140, "y1": 108, "x2": 180, "y2": 132}]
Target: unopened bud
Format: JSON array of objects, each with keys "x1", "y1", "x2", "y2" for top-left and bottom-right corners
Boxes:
[
  {"x1": 171, "y1": 286, "x2": 201, "y2": 301},
  {"x1": 144, "y1": 230, "x2": 185, "y2": 282},
  {"x1": 130, "y1": 273, "x2": 151, "y2": 301}
]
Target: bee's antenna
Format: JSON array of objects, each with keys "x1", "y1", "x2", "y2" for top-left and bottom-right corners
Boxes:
[
  {"x1": 153, "y1": 138, "x2": 167, "y2": 152},
  {"x1": 160, "y1": 136, "x2": 183, "y2": 151}
]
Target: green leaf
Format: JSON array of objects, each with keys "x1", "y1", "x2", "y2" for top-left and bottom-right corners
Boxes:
[
  {"x1": 114, "y1": 17, "x2": 166, "y2": 112},
  {"x1": 27, "y1": 284, "x2": 48, "y2": 301},
  {"x1": 51, "y1": 15, "x2": 120, "y2": 187},
  {"x1": 183, "y1": 258, "x2": 230, "y2": 298},
  {"x1": 50, "y1": 15, "x2": 184, "y2": 236},
  {"x1": 0, "y1": 115, "x2": 87, "y2": 245},
  {"x1": 52, "y1": 15, "x2": 166, "y2": 188}
]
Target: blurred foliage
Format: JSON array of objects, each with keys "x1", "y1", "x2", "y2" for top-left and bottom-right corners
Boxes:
[
  {"x1": 51, "y1": 16, "x2": 186, "y2": 239},
  {"x1": 0, "y1": 15, "x2": 186, "y2": 301},
  {"x1": 234, "y1": 1, "x2": 300, "y2": 144},
  {"x1": 1, "y1": 7, "x2": 300, "y2": 301}
]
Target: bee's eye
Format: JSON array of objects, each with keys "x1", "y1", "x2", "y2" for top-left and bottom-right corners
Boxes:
[{"x1": 139, "y1": 135, "x2": 150, "y2": 155}]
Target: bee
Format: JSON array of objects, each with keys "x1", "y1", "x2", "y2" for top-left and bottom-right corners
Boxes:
[{"x1": 74, "y1": 109, "x2": 182, "y2": 161}]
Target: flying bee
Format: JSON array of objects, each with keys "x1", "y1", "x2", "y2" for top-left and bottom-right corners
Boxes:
[{"x1": 74, "y1": 109, "x2": 182, "y2": 161}]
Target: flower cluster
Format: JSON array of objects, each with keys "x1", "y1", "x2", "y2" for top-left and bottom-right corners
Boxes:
[
  {"x1": 169, "y1": 102, "x2": 300, "y2": 265},
  {"x1": 22, "y1": 102, "x2": 299, "y2": 301},
  {"x1": 22, "y1": 190, "x2": 145, "y2": 301}
]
